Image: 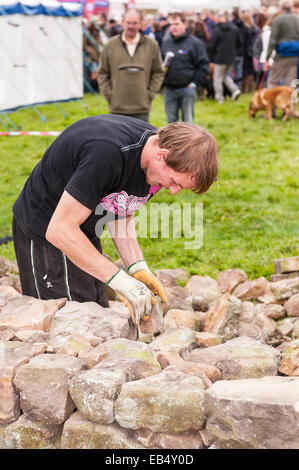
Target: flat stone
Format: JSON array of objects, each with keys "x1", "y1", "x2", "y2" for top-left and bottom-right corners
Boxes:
[
  {"x1": 69, "y1": 355, "x2": 161, "y2": 424},
  {"x1": 185, "y1": 336, "x2": 281, "y2": 380},
  {"x1": 271, "y1": 273, "x2": 299, "y2": 282},
  {"x1": 155, "y1": 431, "x2": 204, "y2": 449},
  {"x1": 156, "y1": 350, "x2": 185, "y2": 369},
  {"x1": 48, "y1": 301, "x2": 136, "y2": 351},
  {"x1": 0, "y1": 341, "x2": 47, "y2": 424},
  {"x1": 203, "y1": 294, "x2": 242, "y2": 341},
  {"x1": 61, "y1": 411, "x2": 143, "y2": 449},
  {"x1": 164, "y1": 309, "x2": 200, "y2": 331},
  {"x1": 156, "y1": 269, "x2": 189, "y2": 283},
  {"x1": 205, "y1": 376, "x2": 299, "y2": 449},
  {"x1": 217, "y1": 269, "x2": 248, "y2": 294},
  {"x1": 0, "y1": 423, "x2": 9, "y2": 448},
  {"x1": 5, "y1": 414, "x2": 63, "y2": 449},
  {"x1": 56, "y1": 334, "x2": 92, "y2": 356},
  {"x1": 276, "y1": 318, "x2": 294, "y2": 337},
  {"x1": 195, "y1": 332, "x2": 222, "y2": 347},
  {"x1": 115, "y1": 370, "x2": 206, "y2": 433},
  {"x1": 155, "y1": 271, "x2": 178, "y2": 288},
  {"x1": 100, "y1": 338, "x2": 161, "y2": 371},
  {"x1": 164, "y1": 364, "x2": 213, "y2": 389},
  {"x1": 150, "y1": 328, "x2": 198, "y2": 358},
  {"x1": 14, "y1": 353, "x2": 86, "y2": 424},
  {"x1": 11, "y1": 330, "x2": 49, "y2": 343},
  {"x1": 185, "y1": 276, "x2": 221, "y2": 305},
  {"x1": 284, "y1": 294, "x2": 299, "y2": 317},
  {"x1": 233, "y1": 277, "x2": 268, "y2": 301},
  {"x1": 0, "y1": 296, "x2": 66, "y2": 332},
  {"x1": 274, "y1": 256, "x2": 299, "y2": 274},
  {"x1": 270, "y1": 278, "x2": 299, "y2": 302}
]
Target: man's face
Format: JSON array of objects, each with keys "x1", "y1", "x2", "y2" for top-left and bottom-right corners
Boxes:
[
  {"x1": 122, "y1": 11, "x2": 141, "y2": 40},
  {"x1": 169, "y1": 16, "x2": 188, "y2": 38},
  {"x1": 145, "y1": 152, "x2": 195, "y2": 195}
]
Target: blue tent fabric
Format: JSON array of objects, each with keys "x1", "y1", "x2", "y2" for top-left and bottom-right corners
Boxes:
[{"x1": 0, "y1": 1, "x2": 83, "y2": 16}]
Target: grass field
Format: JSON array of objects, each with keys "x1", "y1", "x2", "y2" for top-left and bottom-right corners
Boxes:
[{"x1": 0, "y1": 92, "x2": 298, "y2": 281}]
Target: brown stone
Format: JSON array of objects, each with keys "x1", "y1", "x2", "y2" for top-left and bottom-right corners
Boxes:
[
  {"x1": 78, "y1": 344, "x2": 107, "y2": 369},
  {"x1": 164, "y1": 309, "x2": 200, "y2": 331},
  {"x1": 61, "y1": 411, "x2": 143, "y2": 449},
  {"x1": 275, "y1": 318, "x2": 294, "y2": 337},
  {"x1": 274, "y1": 256, "x2": 299, "y2": 274},
  {"x1": 136, "y1": 428, "x2": 158, "y2": 448},
  {"x1": 0, "y1": 341, "x2": 47, "y2": 424},
  {"x1": 186, "y1": 275, "x2": 221, "y2": 305},
  {"x1": 155, "y1": 271, "x2": 178, "y2": 287},
  {"x1": 5, "y1": 414, "x2": 63, "y2": 449},
  {"x1": 156, "y1": 431, "x2": 204, "y2": 449},
  {"x1": 284, "y1": 294, "x2": 299, "y2": 317},
  {"x1": 57, "y1": 334, "x2": 92, "y2": 356},
  {"x1": 11, "y1": 330, "x2": 49, "y2": 343},
  {"x1": 0, "y1": 296, "x2": 66, "y2": 332},
  {"x1": 156, "y1": 350, "x2": 185, "y2": 369},
  {"x1": 217, "y1": 269, "x2": 248, "y2": 294},
  {"x1": 0, "y1": 257, "x2": 11, "y2": 278},
  {"x1": 203, "y1": 294, "x2": 242, "y2": 341},
  {"x1": 0, "y1": 328, "x2": 15, "y2": 341},
  {"x1": 270, "y1": 278, "x2": 299, "y2": 302},
  {"x1": 257, "y1": 284, "x2": 277, "y2": 304},
  {"x1": 278, "y1": 340, "x2": 299, "y2": 376},
  {"x1": 270, "y1": 272, "x2": 299, "y2": 282},
  {"x1": 163, "y1": 286, "x2": 193, "y2": 314},
  {"x1": 139, "y1": 299, "x2": 164, "y2": 336},
  {"x1": 195, "y1": 332, "x2": 222, "y2": 347},
  {"x1": 14, "y1": 353, "x2": 86, "y2": 424},
  {"x1": 164, "y1": 364, "x2": 213, "y2": 389},
  {"x1": 254, "y1": 303, "x2": 285, "y2": 320},
  {"x1": 233, "y1": 277, "x2": 268, "y2": 301},
  {"x1": 156, "y1": 268, "x2": 189, "y2": 283},
  {"x1": 192, "y1": 296, "x2": 209, "y2": 312}
]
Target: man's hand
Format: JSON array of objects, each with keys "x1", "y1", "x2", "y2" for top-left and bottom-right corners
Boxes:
[
  {"x1": 128, "y1": 260, "x2": 168, "y2": 320},
  {"x1": 263, "y1": 61, "x2": 270, "y2": 72},
  {"x1": 107, "y1": 269, "x2": 155, "y2": 325}
]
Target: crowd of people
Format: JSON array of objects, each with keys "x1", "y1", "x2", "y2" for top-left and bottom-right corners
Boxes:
[{"x1": 82, "y1": 1, "x2": 299, "y2": 121}]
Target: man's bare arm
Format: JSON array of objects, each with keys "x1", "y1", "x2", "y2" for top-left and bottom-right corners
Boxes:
[
  {"x1": 46, "y1": 191, "x2": 119, "y2": 283},
  {"x1": 107, "y1": 215, "x2": 144, "y2": 268}
]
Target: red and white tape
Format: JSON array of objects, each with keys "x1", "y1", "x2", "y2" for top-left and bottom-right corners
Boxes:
[{"x1": 0, "y1": 131, "x2": 61, "y2": 136}]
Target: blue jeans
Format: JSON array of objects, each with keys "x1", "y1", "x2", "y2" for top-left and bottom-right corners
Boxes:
[
  {"x1": 230, "y1": 56, "x2": 244, "y2": 89},
  {"x1": 164, "y1": 86, "x2": 196, "y2": 124}
]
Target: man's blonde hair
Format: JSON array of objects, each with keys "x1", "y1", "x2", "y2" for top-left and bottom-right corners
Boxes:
[{"x1": 158, "y1": 122, "x2": 218, "y2": 194}]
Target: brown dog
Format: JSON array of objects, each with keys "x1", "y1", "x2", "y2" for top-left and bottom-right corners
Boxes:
[{"x1": 249, "y1": 86, "x2": 299, "y2": 121}]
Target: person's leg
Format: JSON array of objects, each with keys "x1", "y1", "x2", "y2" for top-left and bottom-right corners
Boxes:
[
  {"x1": 267, "y1": 56, "x2": 284, "y2": 88},
  {"x1": 12, "y1": 217, "x2": 109, "y2": 307},
  {"x1": 164, "y1": 87, "x2": 179, "y2": 122},
  {"x1": 213, "y1": 64, "x2": 226, "y2": 103},
  {"x1": 223, "y1": 64, "x2": 239, "y2": 93},
  {"x1": 180, "y1": 86, "x2": 196, "y2": 124},
  {"x1": 235, "y1": 56, "x2": 244, "y2": 89},
  {"x1": 282, "y1": 57, "x2": 298, "y2": 87}
]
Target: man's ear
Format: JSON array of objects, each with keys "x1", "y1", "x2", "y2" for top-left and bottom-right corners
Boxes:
[{"x1": 156, "y1": 148, "x2": 169, "y2": 161}]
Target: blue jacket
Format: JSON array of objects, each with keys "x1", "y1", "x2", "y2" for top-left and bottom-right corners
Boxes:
[{"x1": 161, "y1": 33, "x2": 210, "y2": 88}]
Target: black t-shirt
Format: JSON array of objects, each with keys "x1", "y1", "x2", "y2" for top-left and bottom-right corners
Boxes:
[{"x1": 13, "y1": 114, "x2": 160, "y2": 245}]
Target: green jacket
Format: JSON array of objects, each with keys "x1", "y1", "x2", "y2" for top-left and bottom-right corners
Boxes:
[
  {"x1": 267, "y1": 12, "x2": 299, "y2": 59},
  {"x1": 98, "y1": 33, "x2": 165, "y2": 115}
]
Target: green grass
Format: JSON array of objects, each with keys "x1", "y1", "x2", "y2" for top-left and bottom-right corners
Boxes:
[{"x1": 0, "y1": 92, "x2": 298, "y2": 280}]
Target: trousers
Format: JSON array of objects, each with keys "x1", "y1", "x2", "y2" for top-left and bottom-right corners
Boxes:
[
  {"x1": 267, "y1": 56, "x2": 298, "y2": 88},
  {"x1": 213, "y1": 63, "x2": 239, "y2": 102},
  {"x1": 12, "y1": 217, "x2": 109, "y2": 307},
  {"x1": 164, "y1": 86, "x2": 196, "y2": 123}
]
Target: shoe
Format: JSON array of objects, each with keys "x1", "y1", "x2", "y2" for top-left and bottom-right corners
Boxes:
[{"x1": 231, "y1": 89, "x2": 241, "y2": 101}]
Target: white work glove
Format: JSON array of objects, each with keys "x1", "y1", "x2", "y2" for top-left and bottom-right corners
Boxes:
[
  {"x1": 127, "y1": 261, "x2": 168, "y2": 319},
  {"x1": 107, "y1": 269, "x2": 154, "y2": 325}
]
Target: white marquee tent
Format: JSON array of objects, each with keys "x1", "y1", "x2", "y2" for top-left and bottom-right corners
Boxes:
[{"x1": 0, "y1": 0, "x2": 83, "y2": 112}]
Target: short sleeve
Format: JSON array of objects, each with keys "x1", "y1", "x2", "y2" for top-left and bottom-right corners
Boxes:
[{"x1": 64, "y1": 140, "x2": 122, "y2": 210}]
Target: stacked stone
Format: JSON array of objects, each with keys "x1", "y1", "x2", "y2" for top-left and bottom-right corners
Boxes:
[{"x1": 0, "y1": 256, "x2": 299, "y2": 449}]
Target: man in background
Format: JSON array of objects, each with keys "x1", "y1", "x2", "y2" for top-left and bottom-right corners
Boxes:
[
  {"x1": 98, "y1": 8, "x2": 164, "y2": 122},
  {"x1": 161, "y1": 12, "x2": 209, "y2": 124}
]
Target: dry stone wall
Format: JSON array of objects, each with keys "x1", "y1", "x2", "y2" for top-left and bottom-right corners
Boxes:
[{"x1": 0, "y1": 255, "x2": 299, "y2": 449}]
